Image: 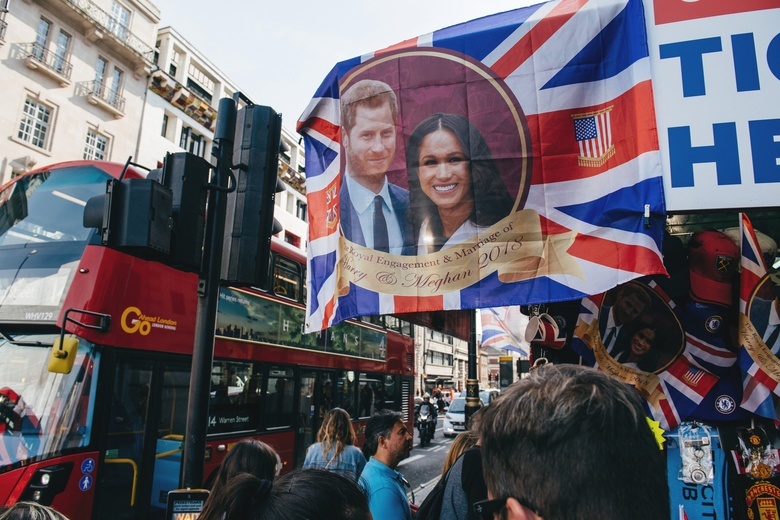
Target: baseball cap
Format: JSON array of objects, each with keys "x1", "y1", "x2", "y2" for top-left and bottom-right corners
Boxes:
[{"x1": 688, "y1": 230, "x2": 739, "y2": 306}]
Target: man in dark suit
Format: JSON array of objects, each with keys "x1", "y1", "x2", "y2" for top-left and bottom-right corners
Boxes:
[
  {"x1": 599, "y1": 282, "x2": 651, "y2": 355},
  {"x1": 340, "y1": 79, "x2": 413, "y2": 255},
  {"x1": 749, "y1": 278, "x2": 780, "y2": 355}
]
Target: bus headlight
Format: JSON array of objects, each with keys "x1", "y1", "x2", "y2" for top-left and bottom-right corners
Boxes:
[{"x1": 21, "y1": 463, "x2": 72, "y2": 505}]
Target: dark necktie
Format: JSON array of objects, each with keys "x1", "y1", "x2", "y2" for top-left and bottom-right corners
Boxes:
[
  {"x1": 604, "y1": 327, "x2": 616, "y2": 350},
  {"x1": 373, "y1": 195, "x2": 389, "y2": 253},
  {"x1": 765, "y1": 325, "x2": 780, "y2": 352}
]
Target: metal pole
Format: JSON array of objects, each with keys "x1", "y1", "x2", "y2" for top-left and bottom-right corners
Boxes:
[
  {"x1": 465, "y1": 310, "x2": 480, "y2": 427},
  {"x1": 181, "y1": 97, "x2": 236, "y2": 489}
]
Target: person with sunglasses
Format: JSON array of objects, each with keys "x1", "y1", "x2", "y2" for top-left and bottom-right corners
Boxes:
[{"x1": 476, "y1": 364, "x2": 669, "y2": 520}]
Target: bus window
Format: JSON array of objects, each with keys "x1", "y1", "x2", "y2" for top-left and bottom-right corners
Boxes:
[
  {"x1": 96, "y1": 360, "x2": 153, "y2": 519},
  {"x1": 0, "y1": 335, "x2": 99, "y2": 470},
  {"x1": 383, "y1": 375, "x2": 397, "y2": 405},
  {"x1": 265, "y1": 366, "x2": 294, "y2": 429},
  {"x1": 150, "y1": 365, "x2": 190, "y2": 512},
  {"x1": 273, "y1": 256, "x2": 301, "y2": 301},
  {"x1": 208, "y1": 361, "x2": 262, "y2": 434},
  {"x1": 357, "y1": 373, "x2": 396, "y2": 418},
  {"x1": 357, "y1": 373, "x2": 379, "y2": 418},
  {"x1": 334, "y1": 370, "x2": 356, "y2": 418}
]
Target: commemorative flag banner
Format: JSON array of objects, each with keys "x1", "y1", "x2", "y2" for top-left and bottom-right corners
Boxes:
[
  {"x1": 298, "y1": 0, "x2": 667, "y2": 332},
  {"x1": 737, "y1": 213, "x2": 780, "y2": 419}
]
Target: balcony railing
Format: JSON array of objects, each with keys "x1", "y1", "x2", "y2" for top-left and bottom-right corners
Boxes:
[
  {"x1": 61, "y1": 0, "x2": 154, "y2": 62},
  {"x1": 21, "y1": 42, "x2": 73, "y2": 84},
  {"x1": 84, "y1": 80, "x2": 126, "y2": 114}
]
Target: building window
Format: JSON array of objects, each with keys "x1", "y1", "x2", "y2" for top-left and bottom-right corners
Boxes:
[
  {"x1": 295, "y1": 200, "x2": 307, "y2": 222},
  {"x1": 53, "y1": 30, "x2": 71, "y2": 73},
  {"x1": 84, "y1": 129, "x2": 108, "y2": 160},
  {"x1": 161, "y1": 114, "x2": 168, "y2": 138},
  {"x1": 18, "y1": 97, "x2": 52, "y2": 149},
  {"x1": 169, "y1": 49, "x2": 180, "y2": 77},
  {"x1": 180, "y1": 126, "x2": 205, "y2": 157},
  {"x1": 108, "y1": 1, "x2": 131, "y2": 40},
  {"x1": 187, "y1": 63, "x2": 214, "y2": 104},
  {"x1": 284, "y1": 232, "x2": 300, "y2": 248},
  {"x1": 108, "y1": 66, "x2": 123, "y2": 104},
  {"x1": 94, "y1": 56, "x2": 107, "y2": 87},
  {"x1": 34, "y1": 18, "x2": 51, "y2": 60},
  {"x1": 286, "y1": 193, "x2": 294, "y2": 214}
]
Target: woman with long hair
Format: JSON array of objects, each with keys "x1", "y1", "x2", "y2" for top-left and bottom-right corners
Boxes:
[
  {"x1": 215, "y1": 469, "x2": 371, "y2": 520},
  {"x1": 199, "y1": 439, "x2": 280, "y2": 520},
  {"x1": 406, "y1": 113, "x2": 514, "y2": 254},
  {"x1": 303, "y1": 407, "x2": 366, "y2": 480},
  {"x1": 611, "y1": 322, "x2": 662, "y2": 372},
  {"x1": 441, "y1": 430, "x2": 478, "y2": 477}
]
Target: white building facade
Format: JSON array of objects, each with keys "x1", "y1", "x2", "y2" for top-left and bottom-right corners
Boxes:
[{"x1": 0, "y1": 0, "x2": 159, "y2": 183}]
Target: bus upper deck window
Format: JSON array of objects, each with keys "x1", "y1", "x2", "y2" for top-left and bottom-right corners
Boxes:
[{"x1": 273, "y1": 257, "x2": 301, "y2": 301}]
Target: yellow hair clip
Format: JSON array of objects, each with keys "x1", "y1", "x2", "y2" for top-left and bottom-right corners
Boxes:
[{"x1": 646, "y1": 417, "x2": 665, "y2": 450}]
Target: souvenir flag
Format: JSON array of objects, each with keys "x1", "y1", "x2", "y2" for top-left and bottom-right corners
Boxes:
[
  {"x1": 298, "y1": 0, "x2": 666, "y2": 332},
  {"x1": 480, "y1": 307, "x2": 529, "y2": 356},
  {"x1": 737, "y1": 213, "x2": 779, "y2": 419},
  {"x1": 572, "y1": 278, "x2": 718, "y2": 430}
]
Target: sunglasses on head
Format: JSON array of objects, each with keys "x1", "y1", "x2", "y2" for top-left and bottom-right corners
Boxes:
[{"x1": 473, "y1": 497, "x2": 542, "y2": 520}]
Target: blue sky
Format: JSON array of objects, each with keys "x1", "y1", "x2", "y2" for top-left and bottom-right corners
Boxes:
[{"x1": 151, "y1": 0, "x2": 541, "y2": 132}]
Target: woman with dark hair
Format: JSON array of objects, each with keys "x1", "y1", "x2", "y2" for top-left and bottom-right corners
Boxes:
[
  {"x1": 199, "y1": 439, "x2": 280, "y2": 520},
  {"x1": 611, "y1": 322, "x2": 661, "y2": 372},
  {"x1": 214, "y1": 469, "x2": 371, "y2": 520},
  {"x1": 303, "y1": 407, "x2": 366, "y2": 480},
  {"x1": 0, "y1": 502, "x2": 69, "y2": 520},
  {"x1": 406, "y1": 113, "x2": 514, "y2": 254}
]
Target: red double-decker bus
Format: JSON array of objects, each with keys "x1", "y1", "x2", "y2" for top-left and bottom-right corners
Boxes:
[{"x1": 0, "y1": 160, "x2": 415, "y2": 519}]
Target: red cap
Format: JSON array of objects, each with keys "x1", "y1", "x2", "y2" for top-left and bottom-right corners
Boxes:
[{"x1": 688, "y1": 230, "x2": 739, "y2": 306}]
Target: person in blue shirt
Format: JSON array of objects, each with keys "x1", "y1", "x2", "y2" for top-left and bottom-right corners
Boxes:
[
  {"x1": 303, "y1": 407, "x2": 366, "y2": 480},
  {"x1": 358, "y1": 409, "x2": 413, "y2": 520}
]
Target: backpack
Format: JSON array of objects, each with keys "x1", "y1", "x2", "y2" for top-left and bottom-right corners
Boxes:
[{"x1": 414, "y1": 469, "x2": 450, "y2": 520}]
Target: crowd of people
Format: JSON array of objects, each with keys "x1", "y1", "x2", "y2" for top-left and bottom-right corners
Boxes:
[{"x1": 0, "y1": 364, "x2": 670, "y2": 520}]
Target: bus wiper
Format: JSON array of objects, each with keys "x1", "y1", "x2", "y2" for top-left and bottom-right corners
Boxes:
[{"x1": 0, "y1": 331, "x2": 46, "y2": 346}]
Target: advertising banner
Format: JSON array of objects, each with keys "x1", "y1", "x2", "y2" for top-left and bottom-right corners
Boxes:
[{"x1": 646, "y1": 0, "x2": 780, "y2": 211}]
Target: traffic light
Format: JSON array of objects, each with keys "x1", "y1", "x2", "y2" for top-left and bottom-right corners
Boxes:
[
  {"x1": 220, "y1": 104, "x2": 283, "y2": 287},
  {"x1": 152, "y1": 152, "x2": 210, "y2": 271},
  {"x1": 84, "y1": 153, "x2": 211, "y2": 271},
  {"x1": 83, "y1": 177, "x2": 172, "y2": 254}
]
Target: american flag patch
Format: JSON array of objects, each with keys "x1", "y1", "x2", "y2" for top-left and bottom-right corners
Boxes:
[{"x1": 573, "y1": 107, "x2": 615, "y2": 167}]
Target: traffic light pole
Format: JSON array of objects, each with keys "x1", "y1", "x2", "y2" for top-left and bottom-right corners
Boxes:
[
  {"x1": 180, "y1": 97, "x2": 237, "y2": 489},
  {"x1": 465, "y1": 310, "x2": 480, "y2": 427}
]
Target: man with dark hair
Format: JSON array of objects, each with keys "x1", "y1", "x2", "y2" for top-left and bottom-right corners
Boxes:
[
  {"x1": 340, "y1": 79, "x2": 413, "y2": 255},
  {"x1": 599, "y1": 282, "x2": 651, "y2": 353},
  {"x1": 477, "y1": 364, "x2": 669, "y2": 520},
  {"x1": 358, "y1": 409, "x2": 413, "y2": 520}
]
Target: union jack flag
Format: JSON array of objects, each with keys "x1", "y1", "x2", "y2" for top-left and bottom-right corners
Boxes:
[
  {"x1": 480, "y1": 307, "x2": 529, "y2": 356},
  {"x1": 737, "y1": 213, "x2": 779, "y2": 419},
  {"x1": 298, "y1": 0, "x2": 666, "y2": 332}
]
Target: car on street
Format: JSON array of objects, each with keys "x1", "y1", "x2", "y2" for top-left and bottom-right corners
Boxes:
[
  {"x1": 443, "y1": 397, "x2": 468, "y2": 437},
  {"x1": 460, "y1": 388, "x2": 500, "y2": 407}
]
